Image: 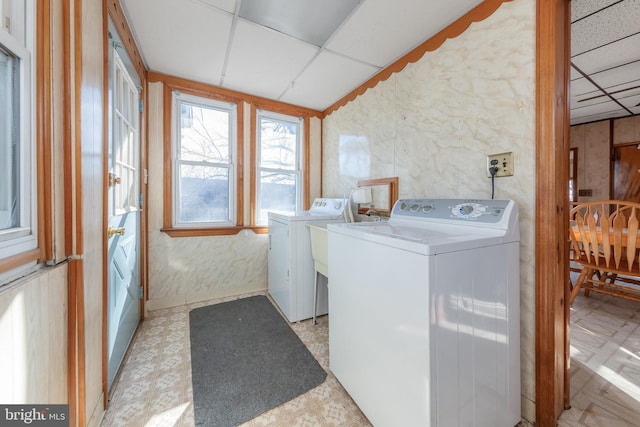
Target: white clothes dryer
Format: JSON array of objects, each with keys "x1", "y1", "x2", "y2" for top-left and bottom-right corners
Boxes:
[
  {"x1": 268, "y1": 198, "x2": 346, "y2": 322},
  {"x1": 327, "y1": 198, "x2": 521, "y2": 427}
]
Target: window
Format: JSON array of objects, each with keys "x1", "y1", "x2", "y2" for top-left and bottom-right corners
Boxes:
[
  {"x1": 0, "y1": 0, "x2": 36, "y2": 262},
  {"x1": 172, "y1": 91, "x2": 237, "y2": 227},
  {"x1": 256, "y1": 110, "x2": 303, "y2": 225}
]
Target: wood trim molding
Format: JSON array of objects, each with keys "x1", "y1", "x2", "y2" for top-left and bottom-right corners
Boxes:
[
  {"x1": 67, "y1": 258, "x2": 79, "y2": 427},
  {"x1": 160, "y1": 227, "x2": 244, "y2": 237},
  {"x1": 72, "y1": 1, "x2": 86, "y2": 424},
  {"x1": 101, "y1": 0, "x2": 109, "y2": 408},
  {"x1": 162, "y1": 84, "x2": 173, "y2": 229},
  {"x1": 74, "y1": 0, "x2": 83, "y2": 255},
  {"x1": 162, "y1": 81, "x2": 246, "y2": 232},
  {"x1": 535, "y1": 0, "x2": 570, "y2": 425},
  {"x1": 68, "y1": 258, "x2": 86, "y2": 427},
  {"x1": 63, "y1": 0, "x2": 73, "y2": 255},
  {"x1": 236, "y1": 101, "x2": 245, "y2": 227},
  {"x1": 141, "y1": 70, "x2": 150, "y2": 310},
  {"x1": 356, "y1": 177, "x2": 399, "y2": 216},
  {"x1": 0, "y1": 249, "x2": 41, "y2": 274},
  {"x1": 303, "y1": 117, "x2": 311, "y2": 210},
  {"x1": 149, "y1": 71, "x2": 323, "y2": 118},
  {"x1": 249, "y1": 104, "x2": 257, "y2": 226},
  {"x1": 322, "y1": 0, "x2": 513, "y2": 117},
  {"x1": 106, "y1": 0, "x2": 145, "y2": 80},
  {"x1": 609, "y1": 120, "x2": 614, "y2": 199},
  {"x1": 37, "y1": 0, "x2": 53, "y2": 262}
]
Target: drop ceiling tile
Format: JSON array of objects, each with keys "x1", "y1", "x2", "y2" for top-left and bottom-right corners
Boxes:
[
  {"x1": 572, "y1": 34, "x2": 640, "y2": 75},
  {"x1": 572, "y1": 1, "x2": 640, "y2": 56},
  {"x1": 278, "y1": 51, "x2": 379, "y2": 111},
  {"x1": 571, "y1": 99, "x2": 628, "y2": 124},
  {"x1": 238, "y1": 0, "x2": 360, "y2": 47},
  {"x1": 223, "y1": 20, "x2": 319, "y2": 100},
  {"x1": 571, "y1": 109, "x2": 630, "y2": 125},
  {"x1": 122, "y1": 0, "x2": 231, "y2": 85},
  {"x1": 192, "y1": 0, "x2": 237, "y2": 14},
  {"x1": 326, "y1": 0, "x2": 482, "y2": 67},
  {"x1": 570, "y1": 66, "x2": 581, "y2": 81},
  {"x1": 571, "y1": 0, "x2": 620, "y2": 22},
  {"x1": 570, "y1": 77, "x2": 600, "y2": 98},
  {"x1": 617, "y1": 92, "x2": 640, "y2": 109},
  {"x1": 589, "y1": 61, "x2": 640, "y2": 90}
]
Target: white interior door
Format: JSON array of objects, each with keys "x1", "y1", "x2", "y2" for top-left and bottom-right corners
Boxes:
[{"x1": 107, "y1": 39, "x2": 141, "y2": 390}]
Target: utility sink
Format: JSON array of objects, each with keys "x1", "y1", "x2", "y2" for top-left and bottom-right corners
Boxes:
[{"x1": 307, "y1": 224, "x2": 328, "y2": 277}]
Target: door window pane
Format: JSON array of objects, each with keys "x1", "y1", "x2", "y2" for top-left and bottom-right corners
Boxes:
[{"x1": 112, "y1": 50, "x2": 139, "y2": 214}]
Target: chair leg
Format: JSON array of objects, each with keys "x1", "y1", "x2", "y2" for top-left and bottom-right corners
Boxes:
[
  {"x1": 312, "y1": 270, "x2": 319, "y2": 325},
  {"x1": 584, "y1": 269, "x2": 599, "y2": 297},
  {"x1": 570, "y1": 268, "x2": 590, "y2": 304}
]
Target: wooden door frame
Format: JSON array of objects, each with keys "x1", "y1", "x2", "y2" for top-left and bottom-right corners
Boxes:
[
  {"x1": 611, "y1": 141, "x2": 640, "y2": 200},
  {"x1": 536, "y1": 0, "x2": 571, "y2": 425}
]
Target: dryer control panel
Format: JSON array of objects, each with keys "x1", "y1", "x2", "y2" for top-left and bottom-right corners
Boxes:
[{"x1": 309, "y1": 198, "x2": 347, "y2": 215}]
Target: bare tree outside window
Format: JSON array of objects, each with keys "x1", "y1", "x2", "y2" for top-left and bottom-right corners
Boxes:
[{"x1": 174, "y1": 94, "x2": 236, "y2": 225}]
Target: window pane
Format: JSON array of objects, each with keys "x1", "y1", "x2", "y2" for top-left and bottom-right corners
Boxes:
[
  {"x1": 259, "y1": 117, "x2": 297, "y2": 170},
  {"x1": 0, "y1": 46, "x2": 20, "y2": 231},
  {"x1": 258, "y1": 171, "x2": 296, "y2": 224},
  {"x1": 180, "y1": 101, "x2": 230, "y2": 163},
  {"x1": 179, "y1": 164, "x2": 229, "y2": 223}
]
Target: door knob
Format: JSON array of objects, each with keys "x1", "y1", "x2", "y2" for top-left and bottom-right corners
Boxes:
[
  {"x1": 108, "y1": 173, "x2": 121, "y2": 187},
  {"x1": 108, "y1": 226, "x2": 126, "y2": 238}
]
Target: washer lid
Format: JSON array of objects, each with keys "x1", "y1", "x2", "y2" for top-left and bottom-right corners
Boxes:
[
  {"x1": 268, "y1": 210, "x2": 345, "y2": 222},
  {"x1": 268, "y1": 198, "x2": 347, "y2": 222},
  {"x1": 328, "y1": 221, "x2": 512, "y2": 255}
]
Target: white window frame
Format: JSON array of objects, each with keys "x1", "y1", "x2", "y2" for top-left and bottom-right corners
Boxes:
[
  {"x1": 255, "y1": 110, "x2": 303, "y2": 225},
  {"x1": 0, "y1": 0, "x2": 36, "y2": 262},
  {"x1": 171, "y1": 91, "x2": 237, "y2": 227}
]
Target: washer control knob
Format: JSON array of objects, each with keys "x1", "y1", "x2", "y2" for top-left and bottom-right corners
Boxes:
[
  {"x1": 459, "y1": 204, "x2": 474, "y2": 215},
  {"x1": 410, "y1": 204, "x2": 420, "y2": 212},
  {"x1": 400, "y1": 202, "x2": 409, "y2": 211},
  {"x1": 421, "y1": 204, "x2": 434, "y2": 213}
]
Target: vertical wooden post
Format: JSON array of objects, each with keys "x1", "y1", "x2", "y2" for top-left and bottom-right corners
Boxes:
[{"x1": 535, "y1": 0, "x2": 571, "y2": 425}]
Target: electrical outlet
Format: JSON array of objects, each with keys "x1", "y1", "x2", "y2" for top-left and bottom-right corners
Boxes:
[{"x1": 487, "y1": 152, "x2": 514, "y2": 177}]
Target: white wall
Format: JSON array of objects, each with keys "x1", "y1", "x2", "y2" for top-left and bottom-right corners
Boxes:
[
  {"x1": 322, "y1": 0, "x2": 536, "y2": 421},
  {"x1": 0, "y1": 265, "x2": 68, "y2": 404}
]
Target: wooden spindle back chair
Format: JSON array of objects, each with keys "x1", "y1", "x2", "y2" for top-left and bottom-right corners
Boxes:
[{"x1": 569, "y1": 200, "x2": 640, "y2": 303}]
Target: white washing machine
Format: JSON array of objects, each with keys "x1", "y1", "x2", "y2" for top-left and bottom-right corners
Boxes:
[
  {"x1": 327, "y1": 198, "x2": 521, "y2": 427},
  {"x1": 268, "y1": 198, "x2": 346, "y2": 322}
]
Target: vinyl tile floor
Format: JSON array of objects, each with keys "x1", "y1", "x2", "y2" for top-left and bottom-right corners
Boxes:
[
  {"x1": 101, "y1": 290, "x2": 638, "y2": 427},
  {"x1": 101, "y1": 292, "x2": 370, "y2": 427},
  {"x1": 558, "y1": 291, "x2": 640, "y2": 427}
]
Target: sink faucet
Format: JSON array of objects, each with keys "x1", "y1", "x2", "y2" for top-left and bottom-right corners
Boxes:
[{"x1": 365, "y1": 208, "x2": 383, "y2": 222}]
